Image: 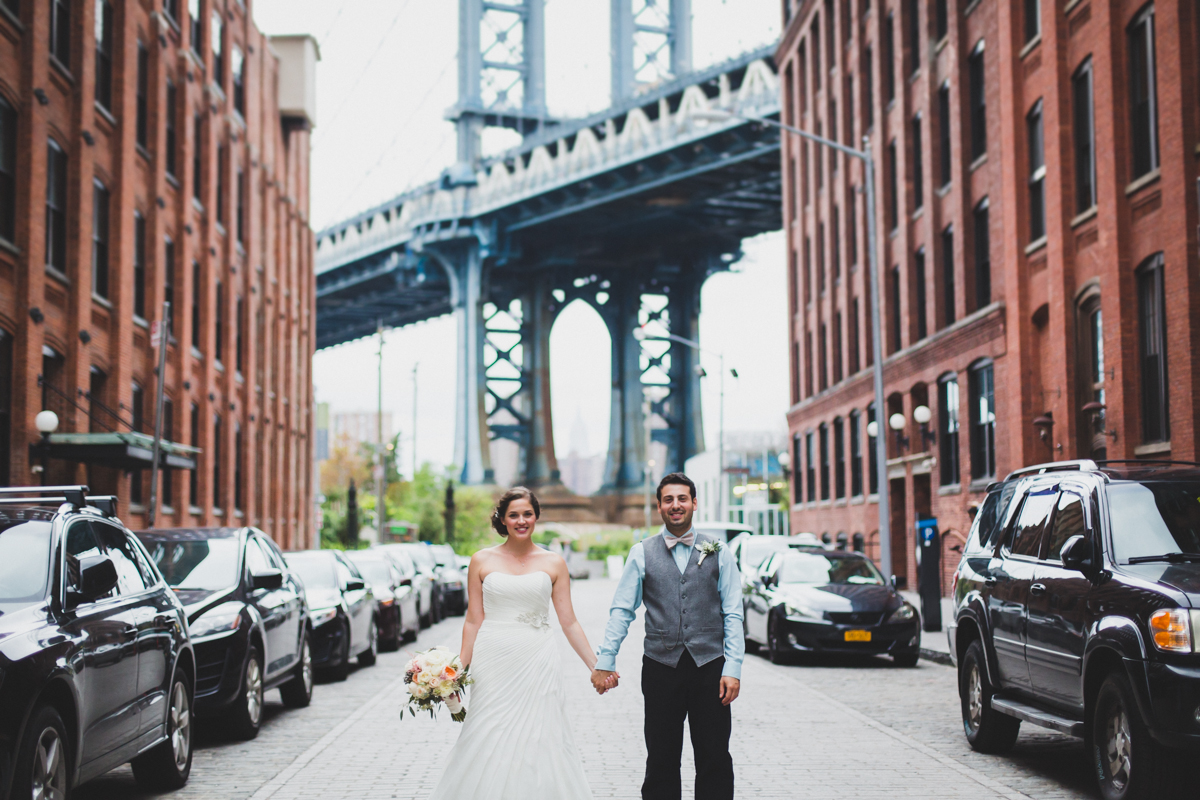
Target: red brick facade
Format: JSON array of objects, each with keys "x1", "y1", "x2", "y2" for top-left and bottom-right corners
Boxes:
[
  {"x1": 0, "y1": 1, "x2": 316, "y2": 549},
  {"x1": 777, "y1": 0, "x2": 1200, "y2": 591}
]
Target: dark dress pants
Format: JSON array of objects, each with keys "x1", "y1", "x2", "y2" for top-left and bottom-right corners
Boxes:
[{"x1": 641, "y1": 651, "x2": 734, "y2": 800}]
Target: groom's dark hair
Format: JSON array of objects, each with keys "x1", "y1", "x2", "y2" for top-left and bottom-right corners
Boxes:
[{"x1": 656, "y1": 472, "x2": 697, "y2": 502}]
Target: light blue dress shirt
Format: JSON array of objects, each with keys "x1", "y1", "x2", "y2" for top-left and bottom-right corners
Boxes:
[{"x1": 595, "y1": 529, "x2": 744, "y2": 680}]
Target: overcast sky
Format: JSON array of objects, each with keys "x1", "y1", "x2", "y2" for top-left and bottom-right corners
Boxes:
[{"x1": 252, "y1": 0, "x2": 787, "y2": 474}]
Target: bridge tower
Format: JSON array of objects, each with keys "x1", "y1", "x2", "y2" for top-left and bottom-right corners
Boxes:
[{"x1": 611, "y1": 0, "x2": 693, "y2": 101}]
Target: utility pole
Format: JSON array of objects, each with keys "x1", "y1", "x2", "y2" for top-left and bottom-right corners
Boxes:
[
  {"x1": 377, "y1": 321, "x2": 386, "y2": 542},
  {"x1": 147, "y1": 301, "x2": 171, "y2": 528}
]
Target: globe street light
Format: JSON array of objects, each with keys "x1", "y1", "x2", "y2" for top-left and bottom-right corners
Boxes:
[{"x1": 693, "y1": 106, "x2": 894, "y2": 580}]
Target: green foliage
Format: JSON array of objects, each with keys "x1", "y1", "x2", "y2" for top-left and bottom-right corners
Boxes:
[{"x1": 577, "y1": 529, "x2": 634, "y2": 561}]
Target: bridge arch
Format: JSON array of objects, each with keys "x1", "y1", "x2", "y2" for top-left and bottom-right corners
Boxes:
[{"x1": 550, "y1": 299, "x2": 612, "y2": 496}]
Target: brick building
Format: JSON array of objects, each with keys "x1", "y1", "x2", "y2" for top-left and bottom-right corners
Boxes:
[
  {"x1": 778, "y1": 0, "x2": 1200, "y2": 590},
  {"x1": 0, "y1": 0, "x2": 318, "y2": 549}
]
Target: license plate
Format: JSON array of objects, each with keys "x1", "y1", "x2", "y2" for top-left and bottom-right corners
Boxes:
[{"x1": 844, "y1": 630, "x2": 872, "y2": 642}]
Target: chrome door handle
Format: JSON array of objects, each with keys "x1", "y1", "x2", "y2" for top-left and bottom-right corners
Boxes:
[{"x1": 1030, "y1": 583, "x2": 1047, "y2": 596}]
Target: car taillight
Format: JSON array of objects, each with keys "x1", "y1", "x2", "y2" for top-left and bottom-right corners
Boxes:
[{"x1": 1150, "y1": 608, "x2": 1193, "y2": 653}]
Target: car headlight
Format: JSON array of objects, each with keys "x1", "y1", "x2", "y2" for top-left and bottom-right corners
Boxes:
[
  {"x1": 189, "y1": 602, "x2": 243, "y2": 639},
  {"x1": 1150, "y1": 608, "x2": 1192, "y2": 652},
  {"x1": 310, "y1": 607, "x2": 339, "y2": 627},
  {"x1": 784, "y1": 603, "x2": 825, "y2": 622},
  {"x1": 887, "y1": 604, "x2": 917, "y2": 624}
]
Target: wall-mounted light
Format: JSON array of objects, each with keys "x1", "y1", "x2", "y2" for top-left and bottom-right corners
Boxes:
[
  {"x1": 867, "y1": 420, "x2": 879, "y2": 438},
  {"x1": 1032, "y1": 411, "x2": 1055, "y2": 443},
  {"x1": 35, "y1": 410, "x2": 59, "y2": 436},
  {"x1": 1082, "y1": 401, "x2": 1118, "y2": 442},
  {"x1": 889, "y1": 412, "x2": 909, "y2": 450},
  {"x1": 777, "y1": 450, "x2": 791, "y2": 479},
  {"x1": 913, "y1": 404, "x2": 936, "y2": 449}
]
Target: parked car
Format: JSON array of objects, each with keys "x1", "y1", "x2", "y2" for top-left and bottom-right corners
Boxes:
[
  {"x1": 0, "y1": 486, "x2": 194, "y2": 797},
  {"x1": 384, "y1": 543, "x2": 447, "y2": 624},
  {"x1": 693, "y1": 522, "x2": 755, "y2": 543},
  {"x1": 429, "y1": 544, "x2": 467, "y2": 615},
  {"x1": 729, "y1": 532, "x2": 795, "y2": 579},
  {"x1": 136, "y1": 526, "x2": 313, "y2": 739},
  {"x1": 949, "y1": 460, "x2": 1200, "y2": 800},
  {"x1": 345, "y1": 550, "x2": 419, "y2": 649},
  {"x1": 375, "y1": 544, "x2": 436, "y2": 627},
  {"x1": 743, "y1": 548, "x2": 920, "y2": 666},
  {"x1": 284, "y1": 550, "x2": 377, "y2": 681}
]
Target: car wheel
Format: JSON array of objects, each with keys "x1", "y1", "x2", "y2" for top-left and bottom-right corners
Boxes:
[
  {"x1": 767, "y1": 614, "x2": 788, "y2": 665},
  {"x1": 1092, "y1": 671, "x2": 1184, "y2": 800},
  {"x1": 358, "y1": 618, "x2": 378, "y2": 667},
  {"x1": 13, "y1": 705, "x2": 69, "y2": 800},
  {"x1": 418, "y1": 600, "x2": 429, "y2": 629},
  {"x1": 227, "y1": 645, "x2": 264, "y2": 740},
  {"x1": 382, "y1": 610, "x2": 402, "y2": 652},
  {"x1": 281, "y1": 633, "x2": 314, "y2": 708},
  {"x1": 959, "y1": 639, "x2": 1020, "y2": 754},
  {"x1": 893, "y1": 651, "x2": 920, "y2": 667},
  {"x1": 132, "y1": 672, "x2": 193, "y2": 790}
]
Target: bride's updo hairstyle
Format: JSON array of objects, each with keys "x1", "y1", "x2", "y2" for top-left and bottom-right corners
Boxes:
[{"x1": 491, "y1": 486, "x2": 541, "y2": 537}]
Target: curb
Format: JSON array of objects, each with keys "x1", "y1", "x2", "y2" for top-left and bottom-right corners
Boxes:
[{"x1": 920, "y1": 648, "x2": 954, "y2": 667}]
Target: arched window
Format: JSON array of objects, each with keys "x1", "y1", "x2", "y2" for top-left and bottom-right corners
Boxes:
[
  {"x1": 968, "y1": 359, "x2": 996, "y2": 480},
  {"x1": 938, "y1": 372, "x2": 960, "y2": 486},
  {"x1": 852, "y1": 532, "x2": 865, "y2": 552},
  {"x1": 1077, "y1": 291, "x2": 1106, "y2": 459},
  {"x1": 836, "y1": 531, "x2": 849, "y2": 550}
]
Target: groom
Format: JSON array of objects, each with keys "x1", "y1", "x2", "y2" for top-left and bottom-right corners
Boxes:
[{"x1": 592, "y1": 472, "x2": 742, "y2": 800}]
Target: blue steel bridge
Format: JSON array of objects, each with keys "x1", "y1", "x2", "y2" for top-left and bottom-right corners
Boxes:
[{"x1": 314, "y1": 1, "x2": 781, "y2": 520}]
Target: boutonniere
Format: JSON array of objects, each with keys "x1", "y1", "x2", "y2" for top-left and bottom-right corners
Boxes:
[{"x1": 697, "y1": 540, "x2": 722, "y2": 565}]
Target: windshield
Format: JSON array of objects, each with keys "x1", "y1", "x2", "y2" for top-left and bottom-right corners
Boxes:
[
  {"x1": 429, "y1": 545, "x2": 456, "y2": 566},
  {"x1": 287, "y1": 555, "x2": 338, "y2": 589},
  {"x1": 776, "y1": 552, "x2": 885, "y2": 585},
  {"x1": 0, "y1": 513, "x2": 54, "y2": 611},
  {"x1": 404, "y1": 546, "x2": 437, "y2": 570},
  {"x1": 1108, "y1": 481, "x2": 1200, "y2": 562},
  {"x1": 740, "y1": 537, "x2": 793, "y2": 570},
  {"x1": 350, "y1": 558, "x2": 394, "y2": 586},
  {"x1": 142, "y1": 538, "x2": 239, "y2": 591}
]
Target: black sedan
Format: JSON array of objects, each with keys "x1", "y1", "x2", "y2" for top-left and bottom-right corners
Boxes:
[
  {"x1": 285, "y1": 550, "x2": 377, "y2": 681},
  {"x1": 0, "y1": 486, "x2": 194, "y2": 798},
  {"x1": 137, "y1": 527, "x2": 314, "y2": 740},
  {"x1": 429, "y1": 544, "x2": 467, "y2": 615},
  {"x1": 744, "y1": 549, "x2": 921, "y2": 666},
  {"x1": 345, "y1": 550, "x2": 420, "y2": 649}
]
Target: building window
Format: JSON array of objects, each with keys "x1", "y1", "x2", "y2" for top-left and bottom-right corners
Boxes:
[
  {"x1": 941, "y1": 225, "x2": 954, "y2": 327},
  {"x1": 191, "y1": 261, "x2": 202, "y2": 350},
  {"x1": 884, "y1": 12, "x2": 896, "y2": 102},
  {"x1": 938, "y1": 373, "x2": 960, "y2": 486},
  {"x1": 237, "y1": 168, "x2": 246, "y2": 243},
  {"x1": 1027, "y1": 100, "x2": 1046, "y2": 242},
  {"x1": 164, "y1": 237, "x2": 176, "y2": 333},
  {"x1": 905, "y1": 0, "x2": 919, "y2": 76},
  {"x1": 164, "y1": 0, "x2": 178, "y2": 24},
  {"x1": 189, "y1": 403, "x2": 200, "y2": 507},
  {"x1": 45, "y1": 139, "x2": 67, "y2": 274},
  {"x1": 166, "y1": 81, "x2": 178, "y2": 179},
  {"x1": 831, "y1": 206, "x2": 841, "y2": 282},
  {"x1": 848, "y1": 191, "x2": 857, "y2": 267},
  {"x1": 887, "y1": 139, "x2": 898, "y2": 230},
  {"x1": 935, "y1": 0, "x2": 948, "y2": 41},
  {"x1": 832, "y1": 310, "x2": 843, "y2": 383},
  {"x1": 804, "y1": 329, "x2": 813, "y2": 397},
  {"x1": 968, "y1": 41, "x2": 986, "y2": 160},
  {"x1": 94, "y1": 0, "x2": 114, "y2": 111},
  {"x1": 825, "y1": 0, "x2": 835, "y2": 69},
  {"x1": 818, "y1": 322, "x2": 828, "y2": 391},
  {"x1": 914, "y1": 247, "x2": 927, "y2": 341},
  {"x1": 212, "y1": 11, "x2": 224, "y2": 87},
  {"x1": 834, "y1": 416, "x2": 846, "y2": 499},
  {"x1": 864, "y1": 46, "x2": 874, "y2": 128},
  {"x1": 189, "y1": 0, "x2": 202, "y2": 53},
  {"x1": 133, "y1": 212, "x2": 146, "y2": 318},
  {"x1": 235, "y1": 296, "x2": 244, "y2": 374},
  {"x1": 812, "y1": 14, "x2": 821, "y2": 89},
  {"x1": 215, "y1": 280, "x2": 224, "y2": 364},
  {"x1": 817, "y1": 222, "x2": 826, "y2": 293},
  {"x1": 849, "y1": 409, "x2": 863, "y2": 496},
  {"x1": 193, "y1": 115, "x2": 204, "y2": 201},
  {"x1": 91, "y1": 181, "x2": 110, "y2": 300},
  {"x1": 803, "y1": 236, "x2": 811, "y2": 303},
  {"x1": 161, "y1": 398, "x2": 174, "y2": 508},
  {"x1": 791, "y1": 341, "x2": 800, "y2": 403},
  {"x1": 815, "y1": 122, "x2": 824, "y2": 188},
  {"x1": 136, "y1": 43, "x2": 149, "y2": 149},
  {"x1": 819, "y1": 423, "x2": 831, "y2": 501},
  {"x1": 1128, "y1": 5, "x2": 1158, "y2": 180},
  {"x1": 216, "y1": 145, "x2": 227, "y2": 224},
  {"x1": 791, "y1": 433, "x2": 802, "y2": 503},
  {"x1": 1078, "y1": 295, "x2": 1106, "y2": 458},
  {"x1": 848, "y1": 297, "x2": 860, "y2": 374},
  {"x1": 938, "y1": 82, "x2": 951, "y2": 188},
  {"x1": 968, "y1": 360, "x2": 995, "y2": 481},
  {"x1": 87, "y1": 367, "x2": 107, "y2": 433},
  {"x1": 234, "y1": 422, "x2": 244, "y2": 511},
  {"x1": 0, "y1": 330, "x2": 9, "y2": 486},
  {"x1": 867, "y1": 403, "x2": 878, "y2": 494},
  {"x1": 1072, "y1": 58, "x2": 1095, "y2": 213},
  {"x1": 798, "y1": 40, "x2": 807, "y2": 115},
  {"x1": 973, "y1": 198, "x2": 990, "y2": 309},
  {"x1": 889, "y1": 265, "x2": 901, "y2": 353},
  {"x1": 232, "y1": 44, "x2": 245, "y2": 115},
  {"x1": 0, "y1": 97, "x2": 15, "y2": 243},
  {"x1": 1137, "y1": 253, "x2": 1168, "y2": 443},
  {"x1": 49, "y1": 0, "x2": 69, "y2": 66},
  {"x1": 1024, "y1": 0, "x2": 1040, "y2": 44},
  {"x1": 213, "y1": 413, "x2": 222, "y2": 509},
  {"x1": 911, "y1": 113, "x2": 924, "y2": 210},
  {"x1": 805, "y1": 431, "x2": 816, "y2": 502}
]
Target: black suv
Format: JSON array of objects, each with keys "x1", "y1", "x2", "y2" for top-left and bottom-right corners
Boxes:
[
  {"x1": 0, "y1": 486, "x2": 194, "y2": 799},
  {"x1": 949, "y1": 461, "x2": 1200, "y2": 800}
]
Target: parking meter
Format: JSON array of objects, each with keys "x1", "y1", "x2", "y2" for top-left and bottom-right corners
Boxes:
[{"x1": 916, "y1": 518, "x2": 942, "y2": 632}]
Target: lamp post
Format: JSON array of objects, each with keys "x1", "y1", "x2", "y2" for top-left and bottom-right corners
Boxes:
[
  {"x1": 33, "y1": 410, "x2": 58, "y2": 484},
  {"x1": 694, "y1": 107, "x2": 893, "y2": 581}
]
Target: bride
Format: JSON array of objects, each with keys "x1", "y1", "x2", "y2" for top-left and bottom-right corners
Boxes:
[{"x1": 429, "y1": 487, "x2": 607, "y2": 800}]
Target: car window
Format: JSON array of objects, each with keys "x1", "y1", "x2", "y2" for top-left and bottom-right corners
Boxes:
[
  {"x1": 66, "y1": 521, "x2": 110, "y2": 600},
  {"x1": 145, "y1": 537, "x2": 240, "y2": 590},
  {"x1": 391, "y1": 551, "x2": 416, "y2": 577},
  {"x1": 1108, "y1": 481, "x2": 1200, "y2": 562},
  {"x1": 776, "y1": 552, "x2": 885, "y2": 585},
  {"x1": 334, "y1": 559, "x2": 355, "y2": 587},
  {"x1": 244, "y1": 537, "x2": 272, "y2": 574},
  {"x1": 94, "y1": 522, "x2": 148, "y2": 595},
  {"x1": 0, "y1": 510, "x2": 54, "y2": 611},
  {"x1": 255, "y1": 536, "x2": 286, "y2": 570},
  {"x1": 1045, "y1": 492, "x2": 1087, "y2": 562},
  {"x1": 1006, "y1": 486, "x2": 1058, "y2": 558},
  {"x1": 286, "y1": 555, "x2": 337, "y2": 589}
]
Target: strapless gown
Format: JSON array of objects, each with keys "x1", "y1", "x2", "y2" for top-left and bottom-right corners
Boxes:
[{"x1": 428, "y1": 571, "x2": 593, "y2": 800}]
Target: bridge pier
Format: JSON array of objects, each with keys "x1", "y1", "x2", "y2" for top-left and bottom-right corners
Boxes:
[
  {"x1": 662, "y1": 267, "x2": 705, "y2": 475},
  {"x1": 601, "y1": 280, "x2": 648, "y2": 497},
  {"x1": 517, "y1": 279, "x2": 559, "y2": 486}
]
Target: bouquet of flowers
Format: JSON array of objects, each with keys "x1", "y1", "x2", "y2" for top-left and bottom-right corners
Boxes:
[{"x1": 403, "y1": 646, "x2": 473, "y2": 722}]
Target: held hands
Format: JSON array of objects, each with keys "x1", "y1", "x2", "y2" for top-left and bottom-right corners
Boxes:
[
  {"x1": 719, "y1": 676, "x2": 740, "y2": 706},
  {"x1": 591, "y1": 669, "x2": 619, "y2": 694}
]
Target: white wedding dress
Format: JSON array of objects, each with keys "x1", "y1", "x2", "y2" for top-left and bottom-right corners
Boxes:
[{"x1": 429, "y1": 571, "x2": 593, "y2": 800}]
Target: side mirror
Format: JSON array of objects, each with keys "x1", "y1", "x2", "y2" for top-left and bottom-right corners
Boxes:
[
  {"x1": 1060, "y1": 535, "x2": 1094, "y2": 572},
  {"x1": 78, "y1": 555, "x2": 119, "y2": 601},
  {"x1": 890, "y1": 575, "x2": 899, "y2": 589},
  {"x1": 251, "y1": 569, "x2": 284, "y2": 591},
  {"x1": 399, "y1": 577, "x2": 412, "y2": 587},
  {"x1": 345, "y1": 579, "x2": 366, "y2": 592}
]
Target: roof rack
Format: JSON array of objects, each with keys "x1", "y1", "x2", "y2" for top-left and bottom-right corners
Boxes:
[
  {"x1": 0, "y1": 485, "x2": 118, "y2": 517},
  {"x1": 1003, "y1": 460, "x2": 1099, "y2": 482}
]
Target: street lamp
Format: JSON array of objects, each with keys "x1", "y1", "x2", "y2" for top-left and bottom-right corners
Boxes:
[
  {"x1": 633, "y1": 326, "x2": 735, "y2": 523},
  {"x1": 693, "y1": 106, "x2": 893, "y2": 580},
  {"x1": 33, "y1": 410, "x2": 58, "y2": 483}
]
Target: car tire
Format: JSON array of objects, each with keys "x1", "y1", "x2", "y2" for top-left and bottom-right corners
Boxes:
[
  {"x1": 893, "y1": 651, "x2": 920, "y2": 668},
  {"x1": 959, "y1": 639, "x2": 1020, "y2": 754},
  {"x1": 13, "y1": 705, "x2": 70, "y2": 800},
  {"x1": 280, "y1": 632, "x2": 314, "y2": 708},
  {"x1": 418, "y1": 600, "x2": 429, "y2": 629},
  {"x1": 132, "y1": 671, "x2": 194, "y2": 791},
  {"x1": 328, "y1": 622, "x2": 352, "y2": 682},
  {"x1": 226, "y1": 645, "x2": 264, "y2": 740},
  {"x1": 767, "y1": 614, "x2": 789, "y2": 665},
  {"x1": 358, "y1": 618, "x2": 378, "y2": 667},
  {"x1": 1092, "y1": 671, "x2": 1185, "y2": 800},
  {"x1": 382, "y1": 611, "x2": 402, "y2": 652}
]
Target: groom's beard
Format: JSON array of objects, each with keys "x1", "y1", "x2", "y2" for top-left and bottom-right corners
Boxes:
[{"x1": 659, "y1": 507, "x2": 694, "y2": 535}]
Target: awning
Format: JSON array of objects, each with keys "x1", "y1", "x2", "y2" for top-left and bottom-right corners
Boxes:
[{"x1": 31, "y1": 432, "x2": 200, "y2": 471}]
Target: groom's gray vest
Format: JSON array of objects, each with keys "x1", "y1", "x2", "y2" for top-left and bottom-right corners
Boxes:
[{"x1": 642, "y1": 532, "x2": 725, "y2": 668}]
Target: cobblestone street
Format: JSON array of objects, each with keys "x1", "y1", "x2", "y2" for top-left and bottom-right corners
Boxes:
[{"x1": 76, "y1": 577, "x2": 1095, "y2": 800}]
